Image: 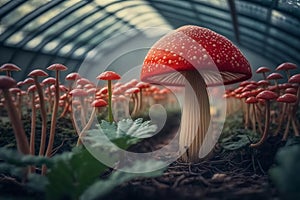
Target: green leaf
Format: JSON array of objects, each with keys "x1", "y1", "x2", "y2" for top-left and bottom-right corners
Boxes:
[
  {"x1": 269, "y1": 143, "x2": 300, "y2": 199},
  {"x1": 80, "y1": 160, "x2": 166, "y2": 200},
  {"x1": 46, "y1": 147, "x2": 107, "y2": 200}
]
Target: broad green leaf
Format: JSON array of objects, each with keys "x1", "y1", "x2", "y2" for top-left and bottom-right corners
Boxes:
[{"x1": 80, "y1": 160, "x2": 166, "y2": 200}]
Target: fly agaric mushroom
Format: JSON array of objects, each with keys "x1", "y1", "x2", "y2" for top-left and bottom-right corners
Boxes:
[
  {"x1": 141, "y1": 25, "x2": 252, "y2": 162},
  {"x1": 45, "y1": 64, "x2": 67, "y2": 164},
  {"x1": 277, "y1": 93, "x2": 299, "y2": 140},
  {"x1": 250, "y1": 90, "x2": 277, "y2": 148},
  {"x1": 77, "y1": 99, "x2": 107, "y2": 146},
  {"x1": 256, "y1": 66, "x2": 271, "y2": 80},
  {"x1": 0, "y1": 76, "x2": 30, "y2": 155},
  {"x1": 97, "y1": 71, "x2": 121, "y2": 123},
  {"x1": 28, "y1": 69, "x2": 48, "y2": 156},
  {"x1": 0, "y1": 63, "x2": 21, "y2": 77},
  {"x1": 276, "y1": 62, "x2": 297, "y2": 79}
]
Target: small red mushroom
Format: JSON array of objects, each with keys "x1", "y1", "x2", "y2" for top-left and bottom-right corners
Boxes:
[
  {"x1": 277, "y1": 93, "x2": 298, "y2": 140},
  {"x1": 250, "y1": 90, "x2": 277, "y2": 148},
  {"x1": 256, "y1": 66, "x2": 271, "y2": 80},
  {"x1": 97, "y1": 71, "x2": 121, "y2": 123},
  {"x1": 43, "y1": 64, "x2": 68, "y2": 175},
  {"x1": 276, "y1": 62, "x2": 297, "y2": 79},
  {"x1": 0, "y1": 63, "x2": 21, "y2": 77},
  {"x1": 28, "y1": 69, "x2": 48, "y2": 157},
  {"x1": 77, "y1": 99, "x2": 108, "y2": 146},
  {"x1": 245, "y1": 96, "x2": 261, "y2": 134}
]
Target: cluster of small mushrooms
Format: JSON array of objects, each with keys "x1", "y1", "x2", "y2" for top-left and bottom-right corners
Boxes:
[
  {"x1": 225, "y1": 62, "x2": 300, "y2": 147},
  {"x1": 0, "y1": 63, "x2": 175, "y2": 174},
  {"x1": 0, "y1": 25, "x2": 299, "y2": 168}
]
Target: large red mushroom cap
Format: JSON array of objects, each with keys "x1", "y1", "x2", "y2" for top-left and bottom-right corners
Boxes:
[
  {"x1": 97, "y1": 71, "x2": 121, "y2": 81},
  {"x1": 47, "y1": 63, "x2": 68, "y2": 71},
  {"x1": 256, "y1": 90, "x2": 278, "y2": 100},
  {"x1": 0, "y1": 63, "x2": 21, "y2": 72},
  {"x1": 277, "y1": 93, "x2": 297, "y2": 103},
  {"x1": 28, "y1": 69, "x2": 48, "y2": 77},
  {"x1": 0, "y1": 76, "x2": 16, "y2": 90},
  {"x1": 141, "y1": 25, "x2": 251, "y2": 86},
  {"x1": 276, "y1": 62, "x2": 297, "y2": 71},
  {"x1": 288, "y1": 74, "x2": 300, "y2": 83}
]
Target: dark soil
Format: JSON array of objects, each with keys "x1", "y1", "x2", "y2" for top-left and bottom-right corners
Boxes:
[
  {"x1": 103, "y1": 113, "x2": 281, "y2": 200},
  {"x1": 0, "y1": 111, "x2": 282, "y2": 200}
]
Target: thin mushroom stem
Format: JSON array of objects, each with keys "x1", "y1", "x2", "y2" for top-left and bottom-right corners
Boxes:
[
  {"x1": 107, "y1": 80, "x2": 114, "y2": 123},
  {"x1": 250, "y1": 101, "x2": 270, "y2": 148},
  {"x1": 274, "y1": 103, "x2": 287, "y2": 136},
  {"x1": 179, "y1": 72, "x2": 210, "y2": 162},
  {"x1": 33, "y1": 77, "x2": 47, "y2": 156},
  {"x1": 2, "y1": 90, "x2": 30, "y2": 155},
  {"x1": 245, "y1": 103, "x2": 250, "y2": 129},
  {"x1": 282, "y1": 112, "x2": 292, "y2": 141},
  {"x1": 291, "y1": 115, "x2": 299, "y2": 136},
  {"x1": 29, "y1": 93, "x2": 36, "y2": 173},
  {"x1": 45, "y1": 70, "x2": 60, "y2": 158},
  {"x1": 131, "y1": 93, "x2": 139, "y2": 116},
  {"x1": 77, "y1": 108, "x2": 97, "y2": 146},
  {"x1": 252, "y1": 104, "x2": 257, "y2": 133},
  {"x1": 255, "y1": 104, "x2": 263, "y2": 135}
]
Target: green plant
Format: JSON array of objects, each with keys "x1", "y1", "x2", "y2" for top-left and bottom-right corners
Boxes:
[{"x1": 269, "y1": 137, "x2": 300, "y2": 200}]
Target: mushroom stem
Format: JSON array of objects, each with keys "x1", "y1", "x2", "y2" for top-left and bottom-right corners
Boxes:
[
  {"x1": 282, "y1": 112, "x2": 292, "y2": 141},
  {"x1": 255, "y1": 104, "x2": 263, "y2": 135},
  {"x1": 131, "y1": 93, "x2": 139, "y2": 117},
  {"x1": 274, "y1": 103, "x2": 287, "y2": 136},
  {"x1": 107, "y1": 80, "x2": 114, "y2": 123},
  {"x1": 77, "y1": 108, "x2": 97, "y2": 146},
  {"x1": 179, "y1": 72, "x2": 210, "y2": 162},
  {"x1": 45, "y1": 70, "x2": 60, "y2": 158},
  {"x1": 252, "y1": 105, "x2": 257, "y2": 133},
  {"x1": 250, "y1": 101, "x2": 270, "y2": 148},
  {"x1": 33, "y1": 78, "x2": 47, "y2": 156},
  {"x1": 2, "y1": 90, "x2": 30, "y2": 155},
  {"x1": 29, "y1": 93, "x2": 36, "y2": 173}
]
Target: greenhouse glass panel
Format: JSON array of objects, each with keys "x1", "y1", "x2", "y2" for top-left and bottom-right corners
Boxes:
[
  {"x1": 200, "y1": 15, "x2": 232, "y2": 30},
  {"x1": 1, "y1": 0, "x2": 48, "y2": 27},
  {"x1": 269, "y1": 27, "x2": 300, "y2": 50},
  {"x1": 195, "y1": 5, "x2": 231, "y2": 21},
  {"x1": 239, "y1": 26, "x2": 265, "y2": 40},
  {"x1": 238, "y1": 15, "x2": 266, "y2": 31},
  {"x1": 22, "y1": 0, "x2": 80, "y2": 32},
  {"x1": 278, "y1": 0, "x2": 300, "y2": 17},
  {"x1": 271, "y1": 10, "x2": 300, "y2": 35},
  {"x1": 235, "y1": 0, "x2": 268, "y2": 20},
  {"x1": 193, "y1": 0, "x2": 229, "y2": 10}
]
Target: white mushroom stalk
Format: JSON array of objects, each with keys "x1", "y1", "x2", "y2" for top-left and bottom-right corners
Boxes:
[{"x1": 179, "y1": 72, "x2": 210, "y2": 162}]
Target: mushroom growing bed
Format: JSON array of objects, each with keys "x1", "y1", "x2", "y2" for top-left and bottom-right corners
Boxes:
[{"x1": 0, "y1": 25, "x2": 300, "y2": 200}]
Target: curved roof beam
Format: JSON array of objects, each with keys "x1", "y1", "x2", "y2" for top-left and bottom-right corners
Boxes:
[
  {"x1": 16, "y1": 0, "x2": 92, "y2": 48},
  {"x1": 0, "y1": 0, "x2": 65, "y2": 41}
]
